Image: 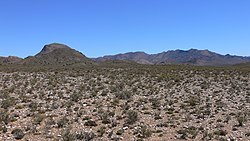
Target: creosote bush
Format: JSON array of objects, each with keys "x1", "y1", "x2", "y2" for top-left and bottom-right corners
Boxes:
[
  {"x1": 125, "y1": 110, "x2": 138, "y2": 125},
  {"x1": 11, "y1": 128, "x2": 25, "y2": 140}
]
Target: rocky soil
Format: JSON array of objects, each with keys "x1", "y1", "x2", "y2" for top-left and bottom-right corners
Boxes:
[{"x1": 0, "y1": 66, "x2": 250, "y2": 141}]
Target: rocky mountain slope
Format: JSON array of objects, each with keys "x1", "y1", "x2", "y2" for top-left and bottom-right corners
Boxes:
[
  {"x1": 21, "y1": 43, "x2": 93, "y2": 66},
  {"x1": 95, "y1": 49, "x2": 250, "y2": 66}
]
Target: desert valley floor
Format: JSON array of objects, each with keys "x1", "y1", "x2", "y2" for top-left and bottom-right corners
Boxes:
[{"x1": 0, "y1": 65, "x2": 250, "y2": 141}]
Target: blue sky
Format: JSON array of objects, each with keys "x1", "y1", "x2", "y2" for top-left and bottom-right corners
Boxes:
[{"x1": 0, "y1": 0, "x2": 249, "y2": 58}]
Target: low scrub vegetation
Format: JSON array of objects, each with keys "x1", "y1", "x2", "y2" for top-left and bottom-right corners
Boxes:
[{"x1": 0, "y1": 65, "x2": 250, "y2": 140}]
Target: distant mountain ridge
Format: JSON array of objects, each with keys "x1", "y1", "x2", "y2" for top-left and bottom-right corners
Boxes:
[
  {"x1": 95, "y1": 49, "x2": 250, "y2": 66},
  {"x1": 95, "y1": 52, "x2": 152, "y2": 64},
  {"x1": 1, "y1": 43, "x2": 250, "y2": 66},
  {"x1": 0, "y1": 56, "x2": 23, "y2": 64}
]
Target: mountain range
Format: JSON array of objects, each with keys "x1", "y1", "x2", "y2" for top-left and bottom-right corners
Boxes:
[
  {"x1": 95, "y1": 49, "x2": 250, "y2": 66},
  {"x1": 0, "y1": 56, "x2": 22, "y2": 64},
  {"x1": 0, "y1": 43, "x2": 250, "y2": 66}
]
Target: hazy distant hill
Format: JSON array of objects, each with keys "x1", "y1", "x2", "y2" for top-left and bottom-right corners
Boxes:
[
  {"x1": 95, "y1": 52, "x2": 153, "y2": 64},
  {"x1": 0, "y1": 56, "x2": 23, "y2": 65},
  {"x1": 21, "y1": 43, "x2": 93, "y2": 66},
  {"x1": 95, "y1": 49, "x2": 250, "y2": 66},
  {"x1": 234, "y1": 62, "x2": 250, "y2": 68}
]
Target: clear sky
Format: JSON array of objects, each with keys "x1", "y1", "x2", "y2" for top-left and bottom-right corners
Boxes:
[{"x1": 0, "y1": 0, "x2": 249, "y2": 58}]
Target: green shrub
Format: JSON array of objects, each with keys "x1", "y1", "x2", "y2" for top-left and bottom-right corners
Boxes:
[
  {"x1": 237, "y1": 114, "x2": 246, "y2": 126},
  {"x1": 1, "y1": 97, "x2": 15, "y2": 109},
  {"x1": 84, "y1": 120, "x2": 97, "y2": 126},
  {"x1": 33, "y1": 114, "x2": 46, "y2": 125},
  {"x1": 29, "y1": 101, "x2": 38, "y2": 112},
  {"x1": 0, "y1": 110, "x2": 10, "y2": 124},
  {"x1": 214, "y1": 129, "x2": 227, "y2": 136},
  {"x1": 176, "y1": 130, "x2": 188, "y2": 139},
  {"x1": 150, "y1": 98, "x2": 161, "y2": 109},
  {"x1": 138, "y1": 125, "x2": 152, "y2": 138},
  {"x1": 62, "y1": 129, "x2": 75, "y2": 141},
  {"x1": 11, "y1": 128, "x2": 25, "y2": 140},
  {"x1": 57, "y1": 117, "x2": 69, "y2": 128},
  {"x1": 115, "y1": 91, "x2": 132, "y2": 100},
  {"x1": 76, "y1": 131, "x2": 95, "y2": 140},
  {"x1": 97, "y1": 126, "x2": 106, "y2": 137},
  {"x1": 70, "y1": 93, "x2": 82, "y2": 102},
  {"x1": 125, "y1": 110, "x2": 138, "y2": 125},
  {"x1": 101, "y1": 112, "x2": 111, "y2": 124}
]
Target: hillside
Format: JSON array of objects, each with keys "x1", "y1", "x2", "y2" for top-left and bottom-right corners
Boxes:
[{"x1": 21, "y1": 43, "x2": 93, "y2": 66}]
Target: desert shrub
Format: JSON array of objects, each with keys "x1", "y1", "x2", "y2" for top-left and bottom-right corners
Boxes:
[
  {"x1": 97, "y1": 126, "x2": 106, "y2": 137},
  {"x1": 84, "y1": 120, "x2": 97, "y2": 126},
  {"x1": 245, "y1": 132, "x2": 250, "y2": 137},
  {"x1": 0, "y1": 110, "x2": 10, "y2": 124},
  {"x1": 137, "y1": 125, "x2": 152, "y2": 138},
  {"x1": 70, "y1": 93, "x2": 82, "y2": 102},
  {"x1": 125, "y1": 110, "x2": 138, "y2": 125},
  {"x1": 82, "y1": 116, "x2": 92, "y2": 121},
  {"x1": 101, "y1": 112, "x2": 111, "y2": 124},
  {"x1": 57, "y1": 117, "x2": 69, "y2": 128},
  {"x1": 115, "y1": 91, "x2": 132, "y2": 100},
  {"x1": 1, "y1": 97, "x2": 15, "y2": 109},
  {"x1": 214, "y1": 129, "x2": 227, "y2": 136},
  {"x1": 176, "y1": 126, "x2": 198, "y2": 139},
  {"x1": 202, "y1": 131, "x2": 213, "y2": 140},
  {"x1": 111, "y1": 98, "x2": 119, "y2": 107},
  {"x1": 11, "y1": 128, "x2": 25, "y2": 140},
  {"x1": 1, "y1": 125, "x2": 7, "y2": 133},
  {"x1": 101, "y1": 90, "x2": 108, "y2": 96},
  {"x1": 29, "y1": 101, "x2": 38, "y2": 112},
  {"x1": 33, "y1": 114, "x2": 46, "y2": 125},
  {"x1": 176, "y1": 129, "x2": 188, "y2": 139},
  {"x1": 154, "y1": 112, "x2": 162, "y2": 120},
  {"x1": 116, "y1": 129, "x2": 124, "y2": 135},
  {"x1": 76, "y1": 131, "x2": 96, "y2": 140},
  {"x1": 188, "y1": 96, "x2": 199, "y2": 107},
  {"x1": 150, "y1": 98, "x2": 161, "y2": 109},
  {"x1": 62, "y1": 129, "x2": 75, "y2": 141},
  {"x1": 237, "y1": 114, "x2": 246, "y2": 126},
  {"x1": 186, "y1": 126, "x2": 198, "y2": 139}
]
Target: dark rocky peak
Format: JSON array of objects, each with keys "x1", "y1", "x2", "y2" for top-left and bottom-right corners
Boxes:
[
  {"x1": 36, "y1": 43, "x2": 70, "y2": 56},
  {"x1": 19, "y1": 43, "x2": 93, "y2": 66}
]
